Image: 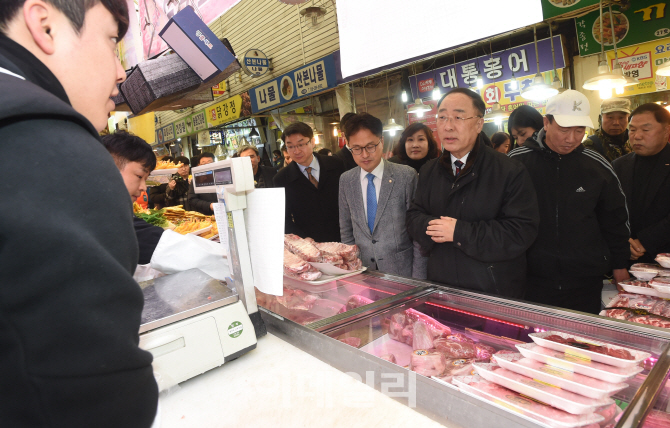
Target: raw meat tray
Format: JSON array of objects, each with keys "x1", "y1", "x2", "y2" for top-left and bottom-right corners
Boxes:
[
  {"x1": 528, "y1": 331, "x2": 650, "y2": 369},
  {"x1": 516, "y1": 343, "x2": 643, "y2": 384},
  {"x1": 452, "y1": 376, "x2": 605, "y2": 428},
  {"x1": 493, "y1": 353, "x2": 628, "y2": 399},
  {"x1": 620, "y1": 281, "x2": 670, "y2": 298},
  {"x1": 359, "y1": 333, "x2": 413, "y2": 368},
  {"x1": 472, "y1": 363, "x2": 613, "y2": 415},
  {"x1": 284, "y1": 267, "x2": 367, "y2": 287}
]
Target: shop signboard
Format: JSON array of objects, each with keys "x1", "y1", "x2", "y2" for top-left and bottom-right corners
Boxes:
[
  {"x1": 190, "y1": 110, "x2": 209, "y2": 133},
  {"x1": 542, "y1": 0, "x2": 598, "y2": 20},
  {"x1": 205, "y1": 94, "x2": 244, "y2": 127},
  {"x1": 605, "y1": 37, "x2": 670, "y2": 96},
  {"x1": 161, "y1": 123, "x2": 175, "y2": 142},
  {"x1": 576, "y1": 0, "x2": 670, "y2": 56},
  {"x1": 410, "y1": 36, "x2": 563, "y2": 111},
  {"x1": 241, "y1": 49, "x2": 270, "y2": 78},
  {"x1": 249, "y1": 54, "x2": 337, "y2": 113},
  {"x1": 174, "y1": 119, "x2": 188, "y2": 138},
  {"x1": 212, "y1": 81, "x2": 227, "y2": 97}
]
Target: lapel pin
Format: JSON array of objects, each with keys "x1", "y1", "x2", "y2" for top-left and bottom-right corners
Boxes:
[{"x1": 389, "y1": 179, "x2": 392, "y2": 183}]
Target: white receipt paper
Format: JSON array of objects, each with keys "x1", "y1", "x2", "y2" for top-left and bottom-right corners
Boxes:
[
  {"x1": 212, "y1": 203, "x2": 229, "y2": 251},
  {"x1": 243, "y1": 188, "x2": 285, "y2": 296}
]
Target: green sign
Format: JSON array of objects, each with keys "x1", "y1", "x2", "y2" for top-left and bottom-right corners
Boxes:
[
  {"x1": 227, "y1": 321, "x2": 243, "y2": 338},
  {"x1": 576, "y1": 0, "x2": 670, "y2": 56},
  {"x1": 542, "y1": 0, "x2": 598, "y2": 20}
]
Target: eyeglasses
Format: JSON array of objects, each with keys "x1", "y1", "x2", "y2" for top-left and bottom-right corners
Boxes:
[
  {"x1": 436, "y1": 115, "x2": 482, "y2": 125},
  {"x1": 285, "y1": 141, "x2": 311, "y2": 152},
  {"x1": 350, "y1": 140, "x2": 381, "y2": 155}
]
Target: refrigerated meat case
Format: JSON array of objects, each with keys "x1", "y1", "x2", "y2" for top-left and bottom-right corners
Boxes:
[{"x1": 257, "y1": 271, "x2": 670, "y2": 428}]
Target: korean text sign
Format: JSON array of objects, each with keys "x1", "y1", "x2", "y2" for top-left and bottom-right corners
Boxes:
[
  {"x1": 205, "y1": 95, "x2": 244, "y2": 127},
  {"x1": 606, "y1": 37, "x2": 670, "y2": 95}
]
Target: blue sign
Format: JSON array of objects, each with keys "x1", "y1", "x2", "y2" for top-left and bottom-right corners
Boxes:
[
  {"x1": 249, "y1": 54, "x2": 337, "y2": 113},
  {"x1": 242, "y1": 49, "x2": 270, "y2": 78}
]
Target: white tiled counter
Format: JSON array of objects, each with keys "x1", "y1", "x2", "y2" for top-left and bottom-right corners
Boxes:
[{"x1": 158, "y1": 334, "x2": 457, "y2": 427}]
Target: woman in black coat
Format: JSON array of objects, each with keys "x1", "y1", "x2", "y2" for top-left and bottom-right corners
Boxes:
[{"x1": 388, "y1": 123, "x2": 440, "y2": 173}]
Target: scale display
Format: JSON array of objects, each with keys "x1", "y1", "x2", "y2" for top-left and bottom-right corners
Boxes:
[{"x1": 194, "y1": 167, "x2": 233, "y2": 188}]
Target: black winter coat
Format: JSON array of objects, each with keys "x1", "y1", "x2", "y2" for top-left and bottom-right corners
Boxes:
[
  {"x1": 333, "y1": 146, "x2": 358, "y2": 171},
  {"x1": 255, "y1": 165, "x2": 278, "y2": 188},
  {"x1": 274, "y1": 153, "x2": 344, "y2": 242},
  {"x1": 187, "y1": 180, "x2": 218, "y2": 215},
  {"x1": 0, "y1": 40, "x2": 157, "y2": 427},
  {"x1": 133, "y1": 216, "x2": 165, "y2": 264},
  {"x1": 613, "y1": 144, "x2": 670, "y2": 263},
  {"x1": 509, "y1": 129, "x2": 630, "y2": 283},
  {"x1": 406, "y1": 139, "x2": 540, "y2": 298}
]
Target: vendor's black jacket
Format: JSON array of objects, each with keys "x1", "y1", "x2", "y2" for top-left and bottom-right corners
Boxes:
[
  {"x1": 188, "y1": 180, "x2": 218, "y2": 215},
  {"x1": 334, "y1": 146, "x2": 358, "y2": 171},
  {"x1": 613, "y1": 144, "x2": 670, "y2": 263},
  {"x1": 509, "y1": 129, "x2": 630, "y2": 284},
  {"x1": 134, "y1": 216, "x2": 165, "y2": 264},
  {"x1": 0, "y1": 36, "x2": 157, "y2": 427},
  {"x1": 274, "y1": 153, "x2": 344, "y2": 242},
  {"x1": 406, "y1": 138, "x2": 540, "y2": 298},
  {"x1": 255, "y1": 164, "x2": 277, "y2": 188}
]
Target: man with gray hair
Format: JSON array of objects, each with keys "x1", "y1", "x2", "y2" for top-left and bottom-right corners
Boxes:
[
  {"x1": 238, "y1": 144, "x2": 277, "y2": 188},
  {"x1": 584, "y1": 97, "x2": 632, "y2": 163}
]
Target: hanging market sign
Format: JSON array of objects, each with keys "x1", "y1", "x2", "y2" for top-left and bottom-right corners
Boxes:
[
  {"x1": 156, "y1": 123, "x2": 175, "y2": 144},
  {"x1": 249, "y1": 54, "x2": 337, "y2": 114},
  {"x1": 205, "y1": 94, "x2": 244, "y2": 127},
  {"x1": 542, "y1": 0, "x2": 598, "y2": 20},
  {"x1": 606, "y1": 37, "x2": 670, "y2": 96},
  {"x1": 410, "y1": 36, "x2": 565, "y2": 109},
  {"x1": 576, "y1": 0, "x2": 670, "y2": 57},
  {"x1": 241, "y1": 49, "x2": 270, "y2": 78},
  {"x1": 212, "y1": 80, "x2": 227, "y2": 97}
]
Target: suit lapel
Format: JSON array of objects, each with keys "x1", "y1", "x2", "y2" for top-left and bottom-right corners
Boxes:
[
  {"x1": 643, "y1": 145, "x2": 670, "y2": 209},
  {"x1": 373, "y1": 161, "x2": 395, "y2": 232}
]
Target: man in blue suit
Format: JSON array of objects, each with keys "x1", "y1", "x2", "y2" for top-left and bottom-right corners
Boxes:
[{"x1": 339, "y1": 113, "x2": 426, "y2": 278}]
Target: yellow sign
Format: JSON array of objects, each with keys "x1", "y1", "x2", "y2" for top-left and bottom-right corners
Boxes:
[
  {"x1": 205, "y1": 95, "x2": 243, "y2": 127},
  {"x1": 212, "y1": 80, "x2": 227, "y2": 97},
  {"x1": 606, "y1": 37, "x2": 670, "y2": 96}
]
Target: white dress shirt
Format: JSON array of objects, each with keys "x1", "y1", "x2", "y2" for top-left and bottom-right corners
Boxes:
[
  {"x1": 360, "y1": 160, "x2": 384, "y2": 218},
  {"x1": 450, "y1": 152, "x2": 470, "y2": 175},
  {"x1": 298, "y1": 154, "x2": 320, "y2": 182}
]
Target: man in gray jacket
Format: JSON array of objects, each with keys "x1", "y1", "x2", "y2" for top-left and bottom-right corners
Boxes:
[{"x1": 339, "y1": 113, "x2": 426, "y2": 278}]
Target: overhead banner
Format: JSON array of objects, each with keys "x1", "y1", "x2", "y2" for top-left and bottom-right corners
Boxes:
[
  {"x1": 606, "y1": 38, "x2": 670, "y2": 96},
  {"x1": 542, "y1": 0, "x2": 598, "y2": 20},
  {"x1": 576, "y1": 0, "x2": 670, "y2": 57},
  {"x1": 249, "y1": 54, "x2": 337, "y2": 113},
  {"x1": 410, "y1": 36, "x2": 565, "y2": 106},
  {"x1": 205, "y1": 94, "x2": 244, "y2": 127}
]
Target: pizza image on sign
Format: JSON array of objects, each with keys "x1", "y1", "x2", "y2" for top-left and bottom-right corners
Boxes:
[{"x1": 593, "y1": 11, "x2": 629, "y2": 46}]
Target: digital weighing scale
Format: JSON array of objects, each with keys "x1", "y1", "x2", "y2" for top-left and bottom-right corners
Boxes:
[{"x1": 139, "y1": 156, "x2": 266, "y2": 388}]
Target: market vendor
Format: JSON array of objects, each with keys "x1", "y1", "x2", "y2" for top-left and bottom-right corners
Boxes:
[
  {"x1": 188, "y1": 152, "x2": 218, "y2": 215},
  {"x1": 101, "y1": 131, "x2": 164, "y2": 264}
]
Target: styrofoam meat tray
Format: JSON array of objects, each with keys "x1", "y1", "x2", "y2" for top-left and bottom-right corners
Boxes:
[
  {"x1": 629, "y1": 268, "x2": 658, "y2": 281},
  {"x1": 656, "y1": 254, "x2": 670, "y2": 269},
  {"x1": 472, "y1": 363, "x2": 613, "y2": 415},
  {"x1": 284, "y1": 267, "x2": 367, "y2": 288},
  {"x1": 494, "y1": 353, "x2": 627, "y2": 400},
  {"x1": 620, "y1": 281, "x2": 670, "y2": 298},
  {"x1": 452, "y1": 376, "x2": 605, "y2": 428},
  {"x1": 516, "y1": 343, "x2": 643, "y2": 384},
  {"x1": 649, "y1": 277, "x2": 670, "y2": 295},
  {"x1": 631, "y1": 263, "x2": 670, "y2": 276},
  {"x1": 528, "y1": 331, "x2": 650, "y2": 369}
]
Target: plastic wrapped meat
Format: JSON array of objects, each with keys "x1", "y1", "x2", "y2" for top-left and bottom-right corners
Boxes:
[
  {"x1": 412, "y1": 321, "x2": 435, "y2": 350},
  {"x1": 284, "y1": 234, "x2": 323, "y2": 262},
  {"x1": 434, "y1": 338, "x2": 477, "y2": 359},
  {"x1": 475, "y1": 344, "x2": 496, "y2": 362},
  {"x1": 410, "y1": 349, "x2": 446, "y2": 377},
  {"x1": 642, "y1": 410, "x2": 670, "y2": 428},
  {"x1": 389, "y1": 318, "x2": 413, "y2": 346},
  {"x1": 388, "y1": 309, "x2": 451, "y2": 346},
  {"x1": 339, "y1": 337, "x2": 361, "y2": 347},
  {"x1": 608, "y1": 293, "x2": 670, "y2": 319},
  {"x1": 595, "y1": 403, "x2": 618, "y2": 427},
  {"x1": 405, "y1": 309, "x2": 452, "y2": 338},
  {"x1": 380, "y1": 354, "x2": 396, "y2": 363},
  {"x1": 544, "y1": 334, "x2": 634, "y2": 360},
  {"x1": 441, "y1": 358, "x2": 475, "y2": 381},
  {"x1": 310, "y1": 298, "x2": 345, "y2": 318},
  {"x1": 275, "y1": 288, "x2": 318, "y2": 311},
  {"x1": 446, "y1": 332, "x2": 474, "y2": 343},
  {"x1": 338, "y1": 295, "x2": 374, "y2": 313},
  {"x1": 313, "y1": 241, "x2": 360, "y2": 262},
  {"x1": 632, "y1": 263, "x2": 670, "y2": 276},
  {"x1": 619, "y1": 279, "x2": 652, "y2": 288},
  {"x1": 656, "y1": 253, "x2": 670, "y2": 268}
]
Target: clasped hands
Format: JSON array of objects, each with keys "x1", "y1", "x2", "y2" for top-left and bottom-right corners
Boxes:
[
  {"x1": 629, "y1": 238, "x2": 646, "y2": 261},
  {"x1": 427, "y1": 216, "x2": 457, "y2": 243}
]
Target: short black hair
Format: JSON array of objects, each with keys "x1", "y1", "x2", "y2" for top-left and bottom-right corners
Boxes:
[
  {"x1": 340, "y1": 112, "x2": 356, "y2": 129},
  {"x1": 491, "y1": 132, "x2": 511, "y2": 150},
  {"x1": 175, "y1": 156, "x2": 190, "y2": 167},
  {"x1": 630, "y1": 103, "x2": 670, "y2": 126},
  {"x1": 101, "y1": 131, "x2": 156, "y2": 172},
  {"x1": 280, "y1": 145, "x2": 288, "y2": 154},
  {"x1": 281, "y1": 122, "x2": 313, "y2": 143},
  {"x1": 161, "y1": 156, "x2": 174, "y2": 163},
  {"x1": 0, "y1": 0, "x2": 129, "y2": 39},
  {"x1": 545, "y1": 114, "x2": 555, "y2": 125},
  {"x1": 317, "y1": 148, "x2": 332, "y2": 155},
  {"x1": 344, "y1": 113, "x2": 383, "y2": 140},
  {"x1": 396, "y1": 123, "x2": 439, "y2": 161},
  {"x1": 437, "y1": 88, "x2": 486, "y2": 116},
  {"x1": 273, "y1": 149, "x2": 282, "y2": 157},
  {"x1": 508, "y1": 105, "x2": 544, "y2": 135},
  {"x1": 199, "y1": 152, "x2": 215, "y2": 164}
]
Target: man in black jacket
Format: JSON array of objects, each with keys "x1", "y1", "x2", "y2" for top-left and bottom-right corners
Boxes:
[
  {"x1": 406, "y1": 89, "x2": 540, "y2": 298},
  {"x1": 334, "y1": 112, "x2": 358, "y2": 171},
  {"x1": 274, "y1": 122, "x2": 345, "y2": 242},
  {"x1": 188, "y1": 152, "x2": 218, "y2": 214},
  {"x1": 613, "y1": 103, "x2": 670, "y2": 264},
  {"x1": 165, "y1": 155, "x2": 190, "y2": 207},
  {"x1": 238, "y1": 144, "x2": 277, "y2": 188},
  {"x1": 509, "y1": 90, "x2": 630, "y2": 314},
  {"x1": 0, "y1": 1, "x2": 157, "y2": 427}
]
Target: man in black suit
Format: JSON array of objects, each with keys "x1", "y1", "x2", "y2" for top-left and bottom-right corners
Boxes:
[
  {"x1": 613, "y1": 103, "x2": 670, "y2": 264},
  {"x1": 334, "y1": 112, "x2": 358, "y2": 171},
  {"x1": 238, "y1": 145, "x2": 277, "y2": 188},
  {"x1": 274, "y1": 122, "x2": 344, "y2": 242}
]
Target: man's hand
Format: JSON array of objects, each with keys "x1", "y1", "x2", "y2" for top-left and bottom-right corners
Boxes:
[
  {"x1": 426, "y1": 216, "x2": 457, "y2": 243},
  {"x1": 629, "y1": 238, "x2": 646, "y2": 260},
  {"x1": 613, "y1": 268, "x2": 630, "y2": 292},
  {"x1": 168, "y1": 179, "x2": 176, "y2": 190}
]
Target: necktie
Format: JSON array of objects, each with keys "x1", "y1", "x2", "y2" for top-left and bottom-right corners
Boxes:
[
  {"x1": 305, "y1": 166, "x2": 318, "y2": 188},
  {"x1": 454, "y1": 160, "x2": 464, "y2": 178},
  {"x1": 366, "y1": 173, "x2": 377, "y2": 234}
]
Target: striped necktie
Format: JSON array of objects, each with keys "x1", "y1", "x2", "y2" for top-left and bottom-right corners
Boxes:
[
  {"x1": 305, "y1": 166, "x2": 318, "y2": 188},
  {"x1": 454, "y1": 160, "x2": 464, "y2": 178}
]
